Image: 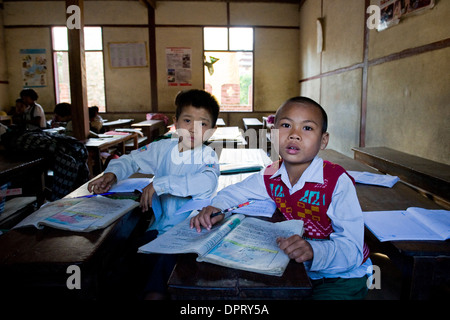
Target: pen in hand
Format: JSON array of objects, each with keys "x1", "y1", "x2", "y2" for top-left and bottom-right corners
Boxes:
[{"x1": 210, "y1": 200, "x2": 254, "y2": 218}]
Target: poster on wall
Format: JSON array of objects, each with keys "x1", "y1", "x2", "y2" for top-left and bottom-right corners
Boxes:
[
  {"x1": 166, "y1": 47, "x2": 192, "y2": 86},
  {"x1": 108, "y1": 42, "x2": 148, "y2": 68},
  {"x1": 20, "y1": 49, "x2": 47, "y2": 88},
  {"x1": 378, "y1": 0, "x2": 435, "y2": 31}
]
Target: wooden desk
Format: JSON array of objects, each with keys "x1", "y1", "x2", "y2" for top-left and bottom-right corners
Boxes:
[
  {"x1": 243, "y1": 118, "x2": 263, "y2": 130},
  {"x1": 319, "y1": 149, "x2": 450, "y2": 299},
  {"x1": 216, "y1": 118, "x2": 226, "y2": 126},
  {"x1": 168, "y1": 211, "x2": 312, "y2": 300},
  {"x1": 102, "y1": 118, "x2": 134, "y2": 131},
  {"x1": 352, "y1": 146, "x2": 450, "y2": 202},
  {"x1": 208, "y1": 127, "x2": 247, "y2": 154},
  {"x1": 0, "y1": 179, "x2": 147, "y2": 299},
  {"x1": 131, "y1": 120, "x2": 165, "y2": 143},
  {"x1": 169, "y1": 254, "x2": 312, "y2": 300},
  {"x1": 85, "y1": 132, "x2": 138, "y2": 176},
  {"x1": 0, "y1": 152, "x2": 47, "y2": 228}
]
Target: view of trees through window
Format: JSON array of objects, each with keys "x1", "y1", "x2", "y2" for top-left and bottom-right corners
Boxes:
[{"x1": 204, "y1": 27, "x2": 253, "y2": 112}]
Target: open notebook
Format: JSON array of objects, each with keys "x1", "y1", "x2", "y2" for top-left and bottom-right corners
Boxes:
[{"x1": 364, "y1": 207, "x2": 450, "y2": 241}]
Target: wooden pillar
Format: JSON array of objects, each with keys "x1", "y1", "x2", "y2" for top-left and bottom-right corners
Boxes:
[
  {"x1": 66, "y1": 0, "x2": 89, "y2": 140},
  {"x1": 147, "y1": 3, "x2": 158, "y2": 112}
]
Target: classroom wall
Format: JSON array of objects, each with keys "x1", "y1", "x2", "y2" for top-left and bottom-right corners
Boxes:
[
  {"x1": 1, "y1": 0, "x2": 300, "y2": 127},
  {"x1": 299, "y1": 0, "x2": 450, "y2": 165}
]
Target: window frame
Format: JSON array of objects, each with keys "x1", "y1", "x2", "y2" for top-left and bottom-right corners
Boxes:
[
  {"x1": 51, "y1": 26, "x2": 107, "y2": 112},
  {"x1": 203, "y1": 27, "x2": 254, "y2": 112}
]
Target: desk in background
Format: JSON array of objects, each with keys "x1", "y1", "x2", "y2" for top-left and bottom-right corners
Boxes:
[
  {"x1": 242, "y1": 117, "x2": 263, "y2": 131},
  {"x1": 216, "y1": 118, "x2": 226, "y2": 126},
  {"x1": 208, "y1": 126, "x2": 247, "y2": 154},
  {"x1": 319, "y1": 149, "x2": 450, "y2": 300},
  {"x1": 131, "y1": 119, "x2": 165, "y2": 143},
  {"x1": 352, "y1": 146, "x2": 450, "y2": 203},
  {"x1": 85, "y1": 132, "x2": 138, "y2": 176},
  {"x1": 0, "y1": 152, "x2": 47, "y2": 229},
  {"x1": 101, "y1": 118, "x2": 134, "y2": 131}
]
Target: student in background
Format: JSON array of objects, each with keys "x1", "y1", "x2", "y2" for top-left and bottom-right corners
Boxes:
[
  {"x1": 87, "y1": 89, "x2": 221, "y2": 299},
  {"x1": 10, "y1": 98, "x2": 27, "y2": 129},
  {"x1": 51, "y1": 102, "x2": 73, "y2": 136},
  {"x1": 191, "y1": 96, "x2": 372, "y2": 300},
  {"x1": 88, "y1": 106, "x2": 104, "y2": 133},
  {"x1": 20, "y1": 88, "x2": 47, "y2": 130}
]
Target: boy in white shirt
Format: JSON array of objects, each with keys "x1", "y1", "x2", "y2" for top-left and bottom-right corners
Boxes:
[
  {"x1": 20, "y1": 88, "x2": 47, "y2": 130},
  {"x1": 191, "y1": 96, "x2": 372, "y2": 300},
  {"x1": 88, "y1": 89, "x2": 220, "y2": 234},
  {"x1": 88, "y1": 89, "x2": 220, "y2": 299}
]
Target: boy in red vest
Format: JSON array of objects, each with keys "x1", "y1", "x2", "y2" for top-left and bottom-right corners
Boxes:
[{"x1": 191, "y1": 96, "x2": 371, "y2": 300}]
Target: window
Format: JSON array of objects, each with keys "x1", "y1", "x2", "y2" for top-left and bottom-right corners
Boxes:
[
  {"x1": 52, "y1": 26, "x2": 106, "y2": 112},
  {"x1": 204, "y1": 27, "x2": 253, "y2": 112}
]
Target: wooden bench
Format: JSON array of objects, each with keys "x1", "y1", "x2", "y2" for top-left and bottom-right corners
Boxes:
[{"x1": 352, "y1": 147, "x2": 450, "y2": 203}]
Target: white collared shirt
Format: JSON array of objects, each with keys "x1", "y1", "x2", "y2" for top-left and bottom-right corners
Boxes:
[
  {"x1": 211, "y1": 156, "x2": 371, "y2": 279},
  {"x1": 106, "y1": 138, "x2": 220, "y2": 234}
]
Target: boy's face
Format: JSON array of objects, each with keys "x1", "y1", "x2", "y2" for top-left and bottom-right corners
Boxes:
[
  {"x1": 173, "y1": 105, "x2": 216, "y2": 151},
  {"x1": 274, "y1": 101, "x2": 329, "y2": 170}
]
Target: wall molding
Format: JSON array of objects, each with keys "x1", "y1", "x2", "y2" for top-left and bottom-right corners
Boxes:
[{"x1": 299, "y1": 38, "x2": 450, "y2": 83}]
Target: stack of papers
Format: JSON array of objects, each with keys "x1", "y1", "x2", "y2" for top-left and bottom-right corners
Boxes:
[{"x1": 348, "y1": 171, "x2": 399, "y2": 188}]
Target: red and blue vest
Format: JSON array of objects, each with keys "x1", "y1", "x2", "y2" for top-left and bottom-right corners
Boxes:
[{"x1": 263, "y1": 160, "x2": 370, "y2": 262}]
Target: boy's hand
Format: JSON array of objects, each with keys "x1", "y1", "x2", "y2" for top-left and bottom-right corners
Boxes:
[
  {"x1": 87, "y1": 172, "x2": 117, "y2": 194},
  {"x1": 140, "y1": 182, "x2": 155, "y2": 212},
  {"x1": 190, "y1": 205, "x2": 223, "y2": 232},
  {"x1": 277, "y1": 235, "x2": 313, "y2": 263}
]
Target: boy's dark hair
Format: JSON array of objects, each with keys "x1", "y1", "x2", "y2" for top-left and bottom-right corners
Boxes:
[
  {"x1": 54, "y1": 102, "x2": 72, "y2": 117},
  {"x1": 20, "y1": 88, "x2": 39, "y2": 101},
  {"x1": 277, "y1": 96, "x2": 328, "y2": 133},
  {"x1": 89, "y1": 106, "x2": 99, "y2": 119},
  {"x1": 175, "y1": 89, "x2": 220, "y2": 127}
]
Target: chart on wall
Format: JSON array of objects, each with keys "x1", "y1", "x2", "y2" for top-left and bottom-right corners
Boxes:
[
  {"x1": 20, "y1": 49, "x2": 47, "y2": 88},
  {"x1": 166, "y1": 47, "x2": 192, "y2": 86},
  {"x1": 108, "y1": 42, "x2": 148, "y2": 68}
]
